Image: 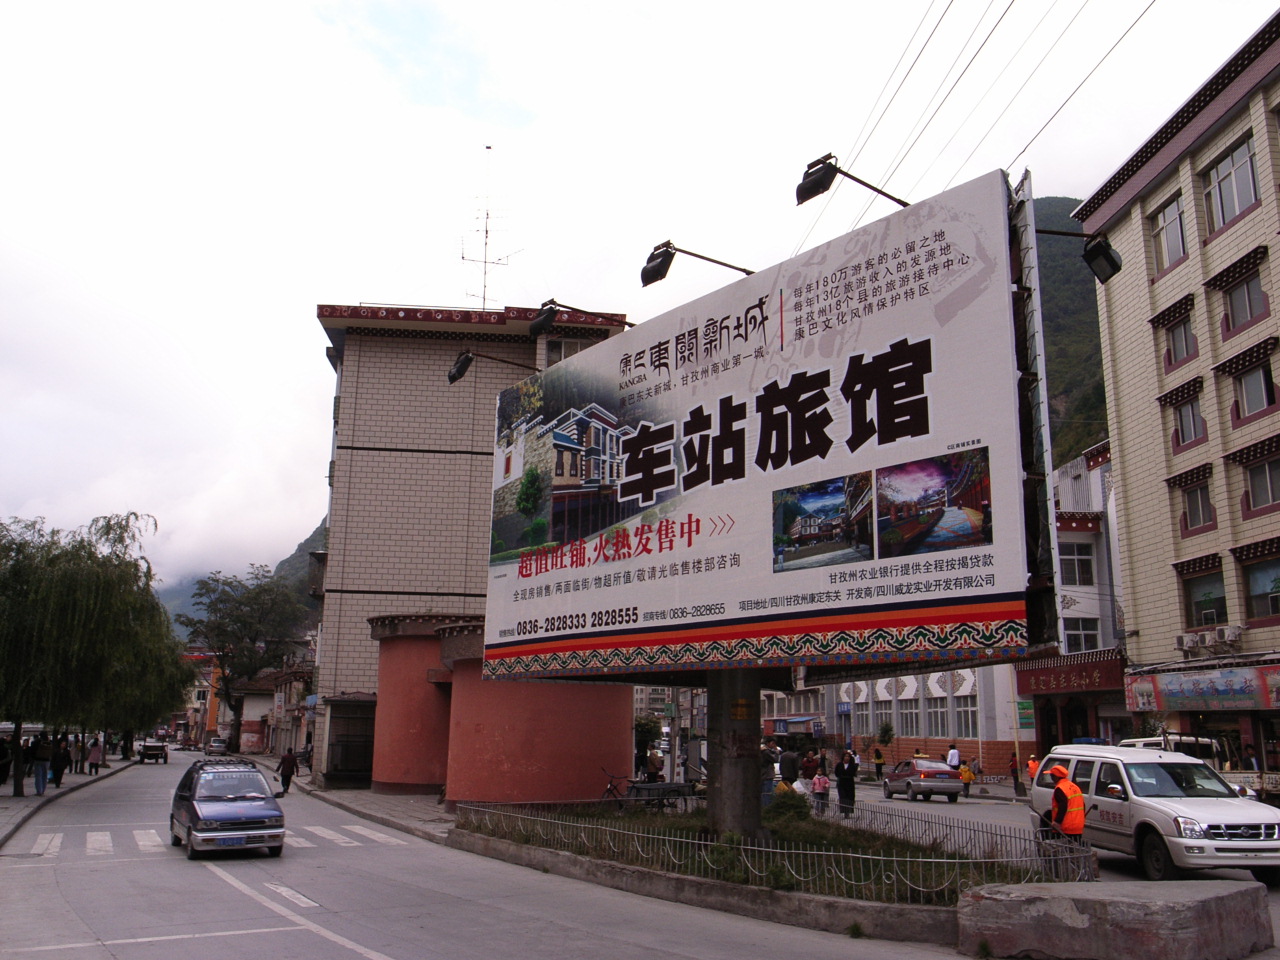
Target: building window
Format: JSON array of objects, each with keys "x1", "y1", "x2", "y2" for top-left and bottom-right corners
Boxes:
[
  {"x1": 926, "y1": 697, "x2": 948, "y2": 738},
  {"x1": 1174, "y1": 398, "x2": 1205, "y2": 448},
  {"x1": 547, "y1": 339, "x2": 592, "y2": 367},
  {"x1": 954, "y1": 695, "x2": 978, "y2": 740},
  {"x1": 1183, "y1": 570, "x2": 1227, "y2": 627},
  {"x1": 1062, "y1": 617, "x2": 1100, "y2": 653},
  {"x1": 196, "y1": 689, "x2": 208, "y2": 703},
  {"x1": 504, "y1": 452, "x2": 512, "y2": 478},
  {"x1": 1248, "y1": 458, "x2": 1280, "y2": 510},
  {"x1": 1243, "y1": 556, "x2": 1280, "y2": 620},
  {"x1": 555, "y1": 449, "x2": 565, "y2": 477},
  {"x1": 854, "y1": 701, "x2": 870, "y2": 737},
  {"x1": 1059, "y1": 541, "x2": 1095, "y2": 586},
  {"x1": 1226, "y1": 274, "x2": 1267, "y2": 333},
  {"x1": 1167, "y1": 317, "x2": 1197, "y2": 367},
  {"x1": 1203, "y1": 137, "x2": 1258, "y2": 233},
  {"x1": 1235, "y1": 363, "x2": 1277, "y2": 420},
  {"x1": 1152, "y1": 195, "x2": 1186, "y2": 271},
  {"x1": 1183, "y1": 484, "x2": 1214, "y2": 531},
  {"x1": 898, "y1": 698, "x2": 920, "y2": 738}
]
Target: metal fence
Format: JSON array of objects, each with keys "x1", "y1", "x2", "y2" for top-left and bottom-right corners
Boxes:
[{"x1": 455, "y1": 802, "x2": 1094, "y2": 906}]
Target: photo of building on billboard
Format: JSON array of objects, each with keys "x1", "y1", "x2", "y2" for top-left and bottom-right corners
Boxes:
[{"x1": 485, "y1": 170, "x2": 1032, "y2": 681}]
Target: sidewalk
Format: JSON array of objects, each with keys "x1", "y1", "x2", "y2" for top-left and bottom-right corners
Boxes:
[{"x1": 0, "y1": 758, "x2": 137, "y2": 848}]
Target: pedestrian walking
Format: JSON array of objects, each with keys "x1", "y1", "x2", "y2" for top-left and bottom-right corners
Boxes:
[
  {"x1": 834, "y1": 750, "x2": 857, "y2": 817},
  {"x1": 51, "y1": 737, "x2": 71, "y2": 788},
  {"x1": 959, "y1": 758, "x2": 975, "y2": 798},
  {"x1": 276, "y1": 749, "x2": 298, "y2": 793},
  {"x1": 872, "y1": 747, "x2": 884, "y2": 781},
  {"x1": 32, "y1": 733, "x2": 53, "y2": 795},
  {"x1": 1009, "y1": 751, "x2": 1020, "y2": 783},
  {"x1": 811, "y1": 770, "x2": 831, "y2": 815}
]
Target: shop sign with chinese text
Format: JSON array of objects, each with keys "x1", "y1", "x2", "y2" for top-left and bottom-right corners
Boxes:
[{"x1": 485, "y1": 171, "x2": 1029, "y2": 679}]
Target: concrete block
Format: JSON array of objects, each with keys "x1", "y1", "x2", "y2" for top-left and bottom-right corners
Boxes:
[{"x1": 956, "y1": 880, "x2": 1273, "y2": 960}]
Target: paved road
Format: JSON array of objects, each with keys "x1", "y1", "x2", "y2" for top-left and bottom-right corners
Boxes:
[{"x1": 0, "y1": 761, "x2": 958, "y2": 960}]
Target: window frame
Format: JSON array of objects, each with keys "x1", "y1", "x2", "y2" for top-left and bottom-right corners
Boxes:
[
  {"x1": 1241, "y1": 554, "x2": 1280, "y2": 623},
  {"x1": 1223, "y1": 273, "x2": 1269, "y2": 340},
  {"x1": 1062, "y1": 617, "x2": 1101, "y2": 654},
  {"x1": 954, "y1": 695, "x2": 978, "y2": 740},
  {"x1": 898, "y1": 698, "x2": 920, "y2": 738},
  {"x1": 1166, "y1": 316, "x2": 1198, "y2": 371},
  {"x1": 1172, "y1": 397, "x2": 1206, "y2": 452},
  {"x1": 1059, "y1": 541, "x2": 1096, "y2": 587},
  {"x1": 1181, "y1": 483, "x2": 1216, "y2": 536},
  {"x1": 1245, "y1": 457, "x2": 1280, "y2": 518},
  {"x1": 1182, "y1": 570, "x2": 1227, "y2": 628},
  {"x1": 925, "y1": 696, "x2": 948, "y2": 738},
  {"x1": 1151, "y1": 195, "x2": 1187, "y2": 274},
  {"x1": 1234, "y1": 362, "x2": 1278, "y2": 425},
  {"x1": 1203, "y1": 136, "x2": 1259, "y2": 236}
]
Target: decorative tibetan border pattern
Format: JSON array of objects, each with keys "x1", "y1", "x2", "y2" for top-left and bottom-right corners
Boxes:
[{"x1": 484, "y1": 598, "x2": 1026, "y2": 679}]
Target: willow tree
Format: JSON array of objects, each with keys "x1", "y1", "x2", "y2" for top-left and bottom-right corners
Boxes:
[
  {"x1": 176, "y1": 565, "x2": 309, "y2": 752},
  {"x1": 0, "y1": 514, "x2": 180, "y2": 796}
]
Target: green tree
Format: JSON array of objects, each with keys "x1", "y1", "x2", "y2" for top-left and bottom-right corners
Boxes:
[
  {"x1": 515, "y1": 465, "x2": 546, "y2": 520},
  {"x1": 175, "y1": 565, "x2": 309, "y2": 752},
  {"x1": 0, "y1": 513, "x2": 183, "y2": 795}
]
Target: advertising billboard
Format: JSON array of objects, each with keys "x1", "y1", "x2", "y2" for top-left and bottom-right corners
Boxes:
[{"x1": 485, "y1": 171, "x2": 1028, "y2": 681}]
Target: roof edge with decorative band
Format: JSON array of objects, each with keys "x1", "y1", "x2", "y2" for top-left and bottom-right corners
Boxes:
[
  {"x1": 1156, "y1": 376, "x2": 1204, "y2": 407},
  {"x1": 1074, "y1": 15, "x2": 1280, "y2": 224},
  {"x1": 1224, "y1": 431, "x2": 1280, "y2": 465},
  {"x1": 1212, "y1": 336, "x2": 1280, "y2": 377},
  {"x1": 1148, "y1": 294, "x2": 1196, "y2": 328},
  {"x1": 1204, "y1": 245, "x2": 1269, "y2": 290},
  {"x1": 1166, "y1": 462, "x2": 1213, "y2": 488},
  {"x1": 1230, "y1": 535, "x2": 1280, "y2": 562},
  {"x1": 1173, "y1": 553, "x2": 1222, "y2": 576}
]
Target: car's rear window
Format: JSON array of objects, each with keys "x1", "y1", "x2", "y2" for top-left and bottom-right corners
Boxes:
[{"x1": 915, "y1": 760, "x2": 951, "y2": 770}]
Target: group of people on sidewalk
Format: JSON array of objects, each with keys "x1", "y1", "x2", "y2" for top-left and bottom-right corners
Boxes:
[
  {"x1": 0, "y1": 732, "x2": 107, "y2": 795},
  {"x1": 761, "y1": 739, "x2": 862, "y2": 817}
]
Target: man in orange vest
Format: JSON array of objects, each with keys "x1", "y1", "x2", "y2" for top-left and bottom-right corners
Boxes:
[
  {"x1": 1026, "y1": 755, "x2": 1039, "y2": 780},
  {"x1": 1047, "y1": 764, "x2": 1085, "y2": 842}
]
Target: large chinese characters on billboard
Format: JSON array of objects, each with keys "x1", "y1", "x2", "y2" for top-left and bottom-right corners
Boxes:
[{"x1": 485, "y1": 171, "x2": 1027, "y2": 681}]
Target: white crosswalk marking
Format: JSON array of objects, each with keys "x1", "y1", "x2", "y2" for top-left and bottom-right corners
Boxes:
[
  {"x1": 31, "y1": 833, "x2": 61, "y2": 857},
  {"x1": 302, "y1": 826, "x2": 361, "y2": 846},
  {"x1": 85, "y1": 831, "x2": 113, "y2": 856},
  {"x1": 342, "y1": 825, "x2": 407, "y2": 845},
  {"x1": 134, "y1": 829, "x2": 165, "y2": 853},
  {"x1": 284, "y1": 831, "x2": 316, "y2": 847}
]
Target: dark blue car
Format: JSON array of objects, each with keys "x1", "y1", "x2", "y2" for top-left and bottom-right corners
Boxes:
[{"x1": 170, "y1": 759, "x2": 285, "y2": 859}]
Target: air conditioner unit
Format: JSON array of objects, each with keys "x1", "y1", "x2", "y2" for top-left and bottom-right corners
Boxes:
[
  {"x1": 1214, "y1": 624, "x2": 1244, "y2": 645},
  {"x1": 1176, "y1": 634, "x2": 1200, "y2": 651}
]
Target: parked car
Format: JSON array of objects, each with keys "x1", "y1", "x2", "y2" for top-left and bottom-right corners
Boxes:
[
  {"x1": 170, "y1": 759, "x2": 285, "y2": 859},
  {"x1": 204, "y1": 737, "x2": 228, "y2": 756},
  {"x1": 881, "y1": 758, "x2": 964, "y2": 802},
  {"x1": 1028, "y1": 744, "x2": 1280, "y2": 882}
]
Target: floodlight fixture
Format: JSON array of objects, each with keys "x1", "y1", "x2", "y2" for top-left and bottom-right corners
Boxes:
[
  {"x1": 1035, "y1": 228, "x2": 1123, "y2": 285},
  {"x1": 529, "y1": 299, "x2": 631, "y2": 338},
  {"x1": 446, "y1": 349, "x2": 539, "y2": 385},
  {"x1": 795, "y1": 154, "x2": 910, "y2": 208},
  {"x1": 640, "y1": 241, "x2": 755, "y2": 287}
]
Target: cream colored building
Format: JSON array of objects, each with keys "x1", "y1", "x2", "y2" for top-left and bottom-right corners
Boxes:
[{"x1": 1075, "y1": 11, "x2": 1280, "y2": 766}]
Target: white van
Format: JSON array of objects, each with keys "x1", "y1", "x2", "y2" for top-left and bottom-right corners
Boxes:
[
  {"x1": 1029, "y1": 743, "x2": 1280, "y2": 882},
  {"x1": 1117, "y1": 735, "x2": 1223, "y2": 766}
]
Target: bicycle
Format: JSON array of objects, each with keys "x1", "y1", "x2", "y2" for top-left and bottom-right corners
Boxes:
[{"x1": 601, "y1": 767, "x2": 637, "y2": 809}]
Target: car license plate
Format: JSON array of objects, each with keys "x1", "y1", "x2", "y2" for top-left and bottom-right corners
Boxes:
[
  {"x1": 937, "y1": 773, "x2": 951, "y2": 778},
  {"x1": 216, "y1": 837, "x2": 245, "y2": 846}
]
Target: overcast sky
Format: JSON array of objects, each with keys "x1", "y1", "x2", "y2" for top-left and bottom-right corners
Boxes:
[{"x1": 3, "y1": 0, "x2": 1276, "y2": 588}]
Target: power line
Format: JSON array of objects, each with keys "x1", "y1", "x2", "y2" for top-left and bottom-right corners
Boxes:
[{"x1": 1006, "y1": 0, "x2": 1159, "y2": 171}]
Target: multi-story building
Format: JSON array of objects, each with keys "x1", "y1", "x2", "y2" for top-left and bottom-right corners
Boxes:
[
  {"x1": 312, "y1": 303, "x2": 634, "y2": 798},
  {"x1": 1075, "y1": 11, "x2": 1280, "y2": 769}
]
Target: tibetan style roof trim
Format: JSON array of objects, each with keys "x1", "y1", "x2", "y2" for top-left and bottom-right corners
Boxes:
[
  {"x1": 1056, "y1": 512, "x2": 1102, "y2": 533},
  {"x1": 318, "y1": 303, "x2": 626, "y2": 328},
  {"x1": 1224, "y1": 431, "x2": 1280, "y2": 465},
  {"x1": 1172, "y1": 553, "x2": 1222, "y2": 576},
  {"x1": 1084, "y1": 439, "x2": 1111, "y2": 470},
  {"x1": 1230, "y1": 535, "x2": 1280, "y2": 562},
  {"x1": 1212, "y1": 336, "x2": 1279, "y2": 377},
  {"x1": 1166, "y1": 462, "x2": 1213, "y2": 488},
  {"x1": 1013, "y1": 647, "x2": 1125, "y2": 671},
  {"x1": 1074, "y1": 13, "x2": 1280, "y2": 223},
  {"x1": 348, "y1": 325, "x2": 610, "y2": 345},
  {"x1": 1204, "y1": 246, "x2": 1269, "y2": 290},
  {"x1": 1156, "y1": 376, "x2": 1204, "y2": 407},
  {"x1": 1148, "y1": 294, "x2": 1196, "y2": 329}
]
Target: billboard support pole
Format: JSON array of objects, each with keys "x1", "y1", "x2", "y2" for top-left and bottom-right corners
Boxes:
[{"x1": 706, "y1": 668, "x2": 763, "y2": 837}]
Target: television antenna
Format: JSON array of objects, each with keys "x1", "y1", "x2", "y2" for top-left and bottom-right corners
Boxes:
[{"x1": 461, "y1": 146, "x2": 520, "y2": 311}]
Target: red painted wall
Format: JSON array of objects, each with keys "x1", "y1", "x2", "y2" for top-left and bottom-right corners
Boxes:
[
  {"x1": 447, "y1": 658, "x2": 633, "y2": 803},
  {"x1": 371, "y1": 635, "x2": 451, "y2": 793}
]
